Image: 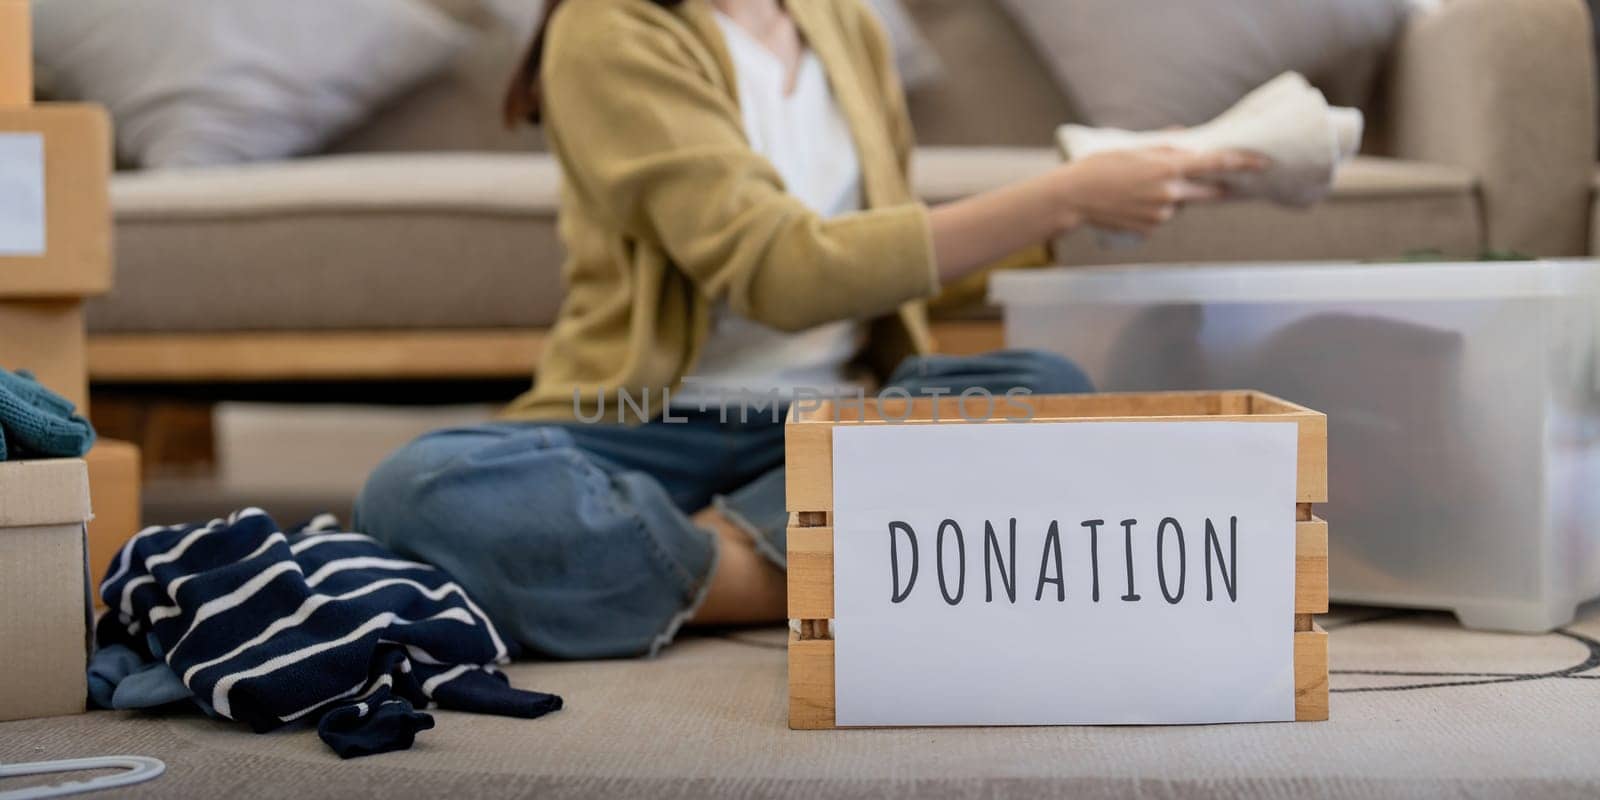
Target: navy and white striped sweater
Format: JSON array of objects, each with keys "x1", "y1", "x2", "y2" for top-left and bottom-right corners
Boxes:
[{"x1": 96, "y1": 509, "x2": 561, "y2": 757}]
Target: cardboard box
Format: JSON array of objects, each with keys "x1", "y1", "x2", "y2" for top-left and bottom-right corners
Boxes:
[
  {"x1": 85, "y1": 439, "x2": 142, "y2": 609},
  {"x1": 0, "y1": 456, "x2": 91, "y2": 722},
  {"x1": 0, "y1": 1, "x2": 29, "y2": 107},
  {"x1": 0, "y1": 104, "x2": 113, "y2": 297},
  {"x1": 0, "y1": 299, "x2": 87, "y2": 411}
]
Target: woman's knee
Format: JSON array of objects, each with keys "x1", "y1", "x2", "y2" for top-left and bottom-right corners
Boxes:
[
  {"x1": 355, "y1": 425, "x2": 550, "y2": 540},
  {"x1": 999, "y1": 349, "x2": 1095, "y2": 395},
  {"x1": 355, "y1": 433, "x2": 470, "y2": 538},
  {"x1": 888, "y1": 349, "x2": 1094, "y2": 397},
  {"x1": 356, "y1": 427, "x2": 714, "y2": 658}
]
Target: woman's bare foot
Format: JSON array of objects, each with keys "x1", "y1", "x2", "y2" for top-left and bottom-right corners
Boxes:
[{"x1": 689, "y1": 506, "x2": 787, "y2": 625}]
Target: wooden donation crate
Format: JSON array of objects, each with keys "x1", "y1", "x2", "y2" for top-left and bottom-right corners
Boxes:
[{"x1": 785, "y1": 390, "x2": 1328, "y2": 729}]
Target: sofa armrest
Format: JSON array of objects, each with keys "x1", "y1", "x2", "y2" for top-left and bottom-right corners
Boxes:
[{"x1": 1384, "y1": 0, "x2": 1595, "y2": 256}]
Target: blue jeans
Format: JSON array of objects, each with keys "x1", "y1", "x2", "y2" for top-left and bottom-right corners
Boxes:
[{"x1": 353, "y1": 350, "x2": 1091, "y2": 659}]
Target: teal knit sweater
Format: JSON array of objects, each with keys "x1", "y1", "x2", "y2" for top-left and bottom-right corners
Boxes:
[{"x1": 0, "y1": 368, "x2": 95, "y2": 460}]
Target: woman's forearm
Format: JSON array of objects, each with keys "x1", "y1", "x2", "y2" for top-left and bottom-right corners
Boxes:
[
  {"x1": 926, "y1": 148, "x2": 1264, "y2": 287},
  {"x1": 927, "y1": 166, "x2": 1080, "y2": 285}
]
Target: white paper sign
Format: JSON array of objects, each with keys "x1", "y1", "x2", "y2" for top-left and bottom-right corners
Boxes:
[
  {"x1": 0, "y1": 133, "x2": 46, "y2": 257},
  {"x1": 832, "y1": 421, "x2": 1298, "y2": 726}
]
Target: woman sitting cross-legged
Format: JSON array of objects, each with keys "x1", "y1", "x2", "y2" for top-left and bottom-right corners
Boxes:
[{"x1": 354, "y1": 0, "x2": 1263, "y2": 660}]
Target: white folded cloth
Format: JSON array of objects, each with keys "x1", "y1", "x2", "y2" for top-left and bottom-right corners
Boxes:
[{"x1": 1057, "y1": 72, "x2": 1363, "y2": 247}]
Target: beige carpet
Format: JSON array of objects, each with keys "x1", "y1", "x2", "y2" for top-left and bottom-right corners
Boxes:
[{"x1": 4, "y1": 606, "x2": 1600, "y2": 799}]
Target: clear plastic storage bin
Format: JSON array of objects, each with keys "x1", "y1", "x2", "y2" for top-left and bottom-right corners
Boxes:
[{"x1": 992, "y1": 261, "x2": 1600, "y2": 632}]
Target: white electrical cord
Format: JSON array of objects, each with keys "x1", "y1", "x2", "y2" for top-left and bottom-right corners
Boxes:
[{"x1": 0, "y1": 756, "x2": 165, "y2": 800}]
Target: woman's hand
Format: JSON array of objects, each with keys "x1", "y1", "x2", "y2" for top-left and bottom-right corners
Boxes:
[
  {"x1": 928, "y1": 146, "x2": 1268, "y2": 285},
  {"x1": 1054, "y1": 147, "x2": 1269, "y2": 235}
]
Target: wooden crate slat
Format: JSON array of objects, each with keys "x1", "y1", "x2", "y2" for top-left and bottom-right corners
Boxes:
[
  {"x1": 786, "y1": 391, "x2": 1327, "y2": 512},
  {"x1": 1296, "y1": 518, "x2": 1329, "y2": 614},
  {"x1": 1294, "y1": 624, "x2": 1329, "y2": 721},
  {"x1": 788, "y1": 631, "x2": 836, "y2": 729},
  {"x1": 784, "y1": 420, "x2": 833, "y2": 513},
  {"x1": 788, "y1": 389, "x2": 1320, "y2": 425},
  {"x1": 800, "y1": 390, "x2": 1264, "y2": 424},
  {"x1": 788, "y1": 525, "x2": 834, "y2": 619}
]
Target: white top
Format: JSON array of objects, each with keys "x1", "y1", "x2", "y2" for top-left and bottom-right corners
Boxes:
[{"x1": 672, "y1": 12, "x2": 868, "y2": 409}]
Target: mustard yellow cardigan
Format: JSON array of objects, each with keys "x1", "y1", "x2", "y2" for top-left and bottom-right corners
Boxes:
[{"x1": 503, "y1": 0, "x2": 940, "y2": 422}]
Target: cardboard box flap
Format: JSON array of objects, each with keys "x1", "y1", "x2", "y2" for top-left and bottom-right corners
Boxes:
[{"x1": 0, "y1": 457, "x2": 91, "y2": 528}]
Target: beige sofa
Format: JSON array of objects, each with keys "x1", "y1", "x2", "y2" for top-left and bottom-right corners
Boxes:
[
  {"x1": 1592, "y1": 171, "x2": 1600, "y2": 255},
  {"x1": 85, "y1": 0, "x2": 1596, "y2": 385}
]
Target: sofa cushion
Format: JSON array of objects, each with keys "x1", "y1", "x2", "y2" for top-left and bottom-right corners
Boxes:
[
  {"x1": 1000, "y1": 0, "x2": 1409, "y2": 130},
  {"x1": 912, "y1": 147, "x2": 1064, "y2": 203},
  {"x1": 328, "y1": 0, "x2": 547, "y2": 155},
  {"x1": 92, "y1": 150, "x2": 1480, "y2": 335},
  {"x1": 1049, "y1": 155, "x2": 1481, "y2": 267},
  {"x1": 34, "y1": 0, "x2": 472, "y2": 169},
  {"x1": 908, "y1": 149, "x2": 1480, "y2": 317},
  {"x1": 1593, "y1": 169, "x2": 1600, "y2": 256},
  {"x1": 900, "y1": 0, "x2": 1077, "y2": 147},
  {"x1": 865, "y1": 0, "x2": 945, "y2": 90},
  {"x1": 333, "y1": 0, "x2": 943, "y2": 155},
  {"x1": 90, "y1": 154, "x2": 564, "y2": 334}
]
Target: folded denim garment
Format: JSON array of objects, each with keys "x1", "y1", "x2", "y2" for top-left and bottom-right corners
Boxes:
[{"x1": 1058, "y1": 72, "x2": 1364, "y2": 248}]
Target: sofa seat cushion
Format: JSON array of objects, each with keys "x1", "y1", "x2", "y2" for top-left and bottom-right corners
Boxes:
[
  {"x1": 93, "y1": 149, "x2": 1482, "y2": 335},
  {"x1": 910, "y1": 148, "x2": 1481, "y2": 318},
  {"x1": 35, "y1": 0, "x2": 474, "y2": 169},
  {"x1": 912, "y1": 147, "x2": 1064, "y2": 203},
  {"x1": 1591, "y1": 168, "x2": 1600, "y2": 256},
  {"x1": 1049, "y1": 154, "x2": 1481, "y2": 267},
  {"x1": 91, "y1": 154, "x2": 565, "y2": 334},
  {"x1": 915, "y1": 148, "x2": 1475, "y2": 207}
]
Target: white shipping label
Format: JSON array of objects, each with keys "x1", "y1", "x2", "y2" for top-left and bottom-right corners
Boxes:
[{"x1": 0, "y1": 133, "x2": 46, "y2": 257}]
